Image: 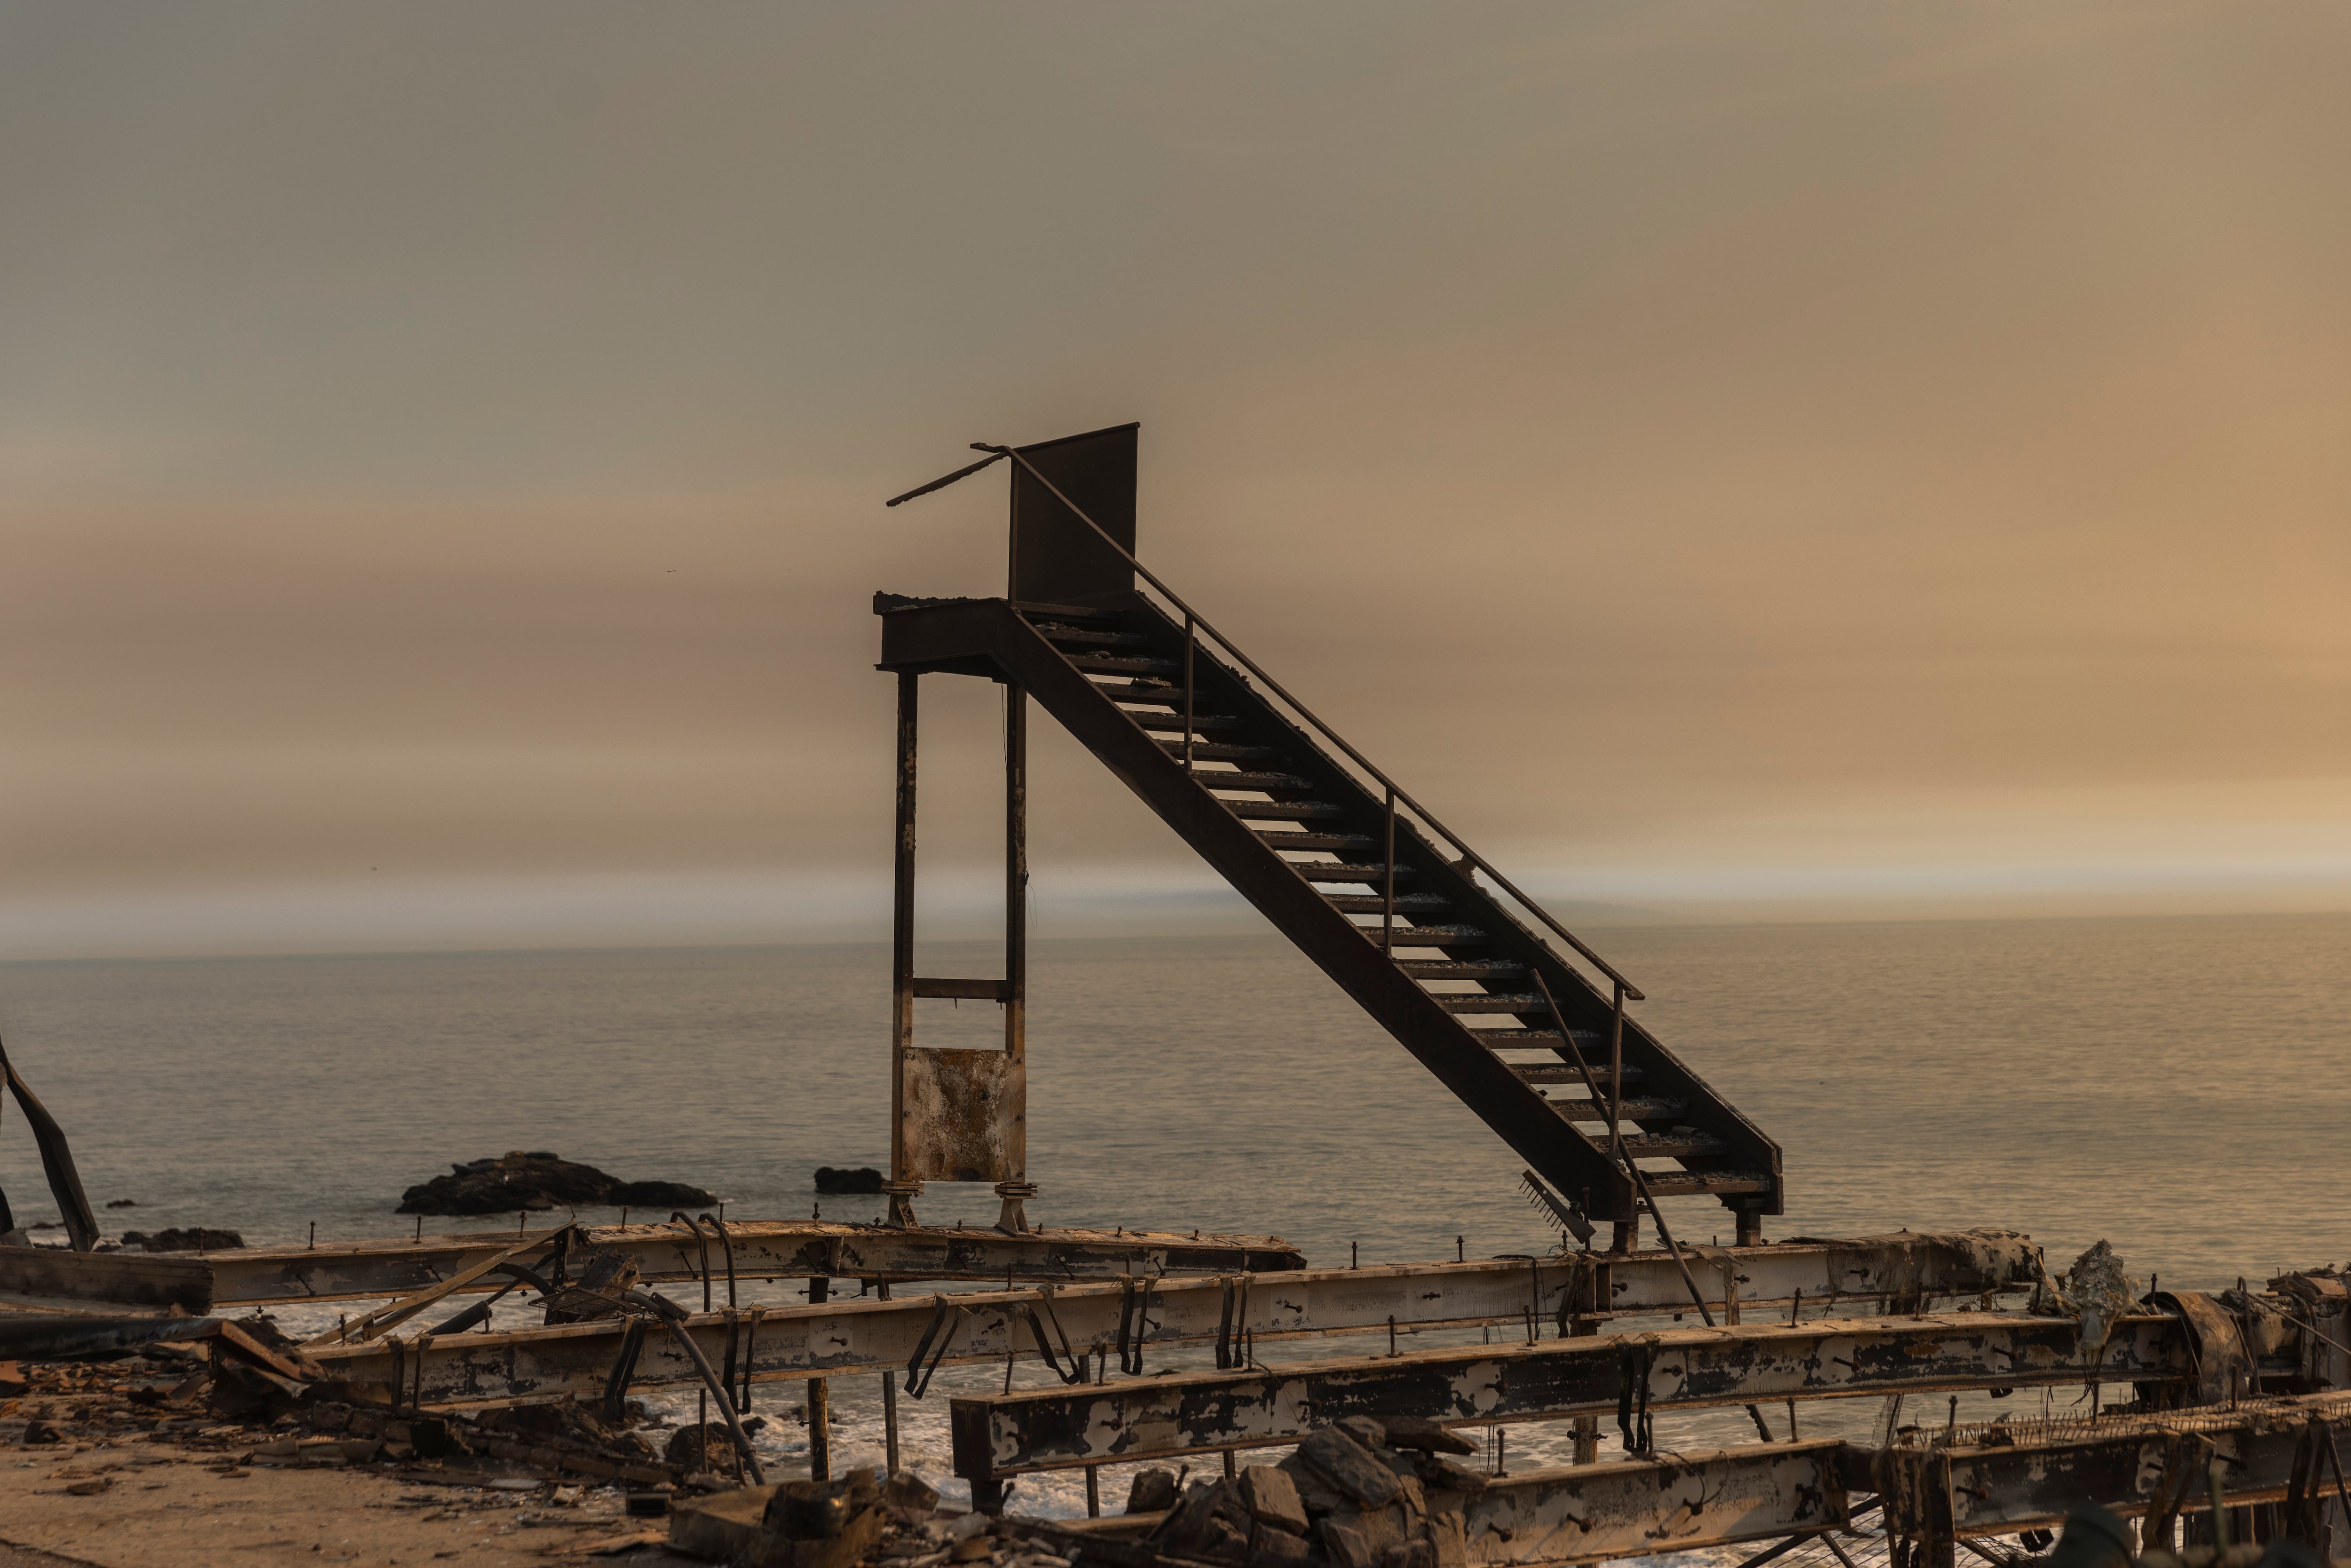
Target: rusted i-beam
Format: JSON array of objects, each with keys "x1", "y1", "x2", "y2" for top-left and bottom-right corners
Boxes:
[
  {"x1": 947, "y1": 1312, "x2": 2201, "y2": 1483},
  {"x1": 299, "y1": 1235, "x2": 2043, "y2": 1409}
]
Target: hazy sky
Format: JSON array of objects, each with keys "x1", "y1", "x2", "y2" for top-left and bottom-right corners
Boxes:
[{"x1": 4, "y1": 3, "x2": 2347, "y2": 956}]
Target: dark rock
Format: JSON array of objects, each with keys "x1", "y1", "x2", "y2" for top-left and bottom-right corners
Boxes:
[
  {"x1": 665, "y1": 1422, "x2": 736, "y2": 1471},
  {"x1": 20, "y1": 1418, "x2": 61, "y2": 1446},
  {"x1": 1408, "y1": 1452, "x2": 1487, "y2": 1493},
  {"x1": 1239, "y1": 1466, "x2": 1310, "y2": 1535},
  {"x1": 119, "y1": 1227, "x2": 245, "y2": 1252},
  {"x1": 604, "y1": 1179, "x2": 717, "y2": 1208},
  {"x1": 1298, "y1": 1428, "x2": 1401, "y2": 1509},
  {"x1": 814, "y1": 1166, "x2": 887, "y2": 1194},
  {"x1": 1277, "y1": 1451, "x2": 1349, "y2": 1516},
  {"x1": 1335, "y1": 1416, "x2": 1387, "y2": 1453},
  {"x1": 1251, "y1": 1523, "x2": 1313, "y2": 1566},
  {"x1": 1382, "y1": 1417, "x2": 1474, "y2": 1456},
  {"x1": 1381, "y1": 1543, "x2": 1435, "y2": 1568},
  {"x1": 105, "y1": 1199, "x2": 136, "y2": 1209},
  {"x1": 395, "y1": 1151, "x2": 713, "y2": 1215},
  {"x1": 1127, "y1": 1466, "x2": 1181, "y2": 1513},
  {"x1": 1321, "y1": 1521, "x2": 1375, "y2": 1568}
]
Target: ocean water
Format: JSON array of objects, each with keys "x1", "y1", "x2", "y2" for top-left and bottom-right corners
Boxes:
[{"x1": 2, "y1": 913, "x2": 2346, "y2": 1516}]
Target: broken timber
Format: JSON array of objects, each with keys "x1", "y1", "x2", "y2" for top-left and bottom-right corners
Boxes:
[
  {"x1": 946, "y1": 1311, "x2": 2233, "y2": 1482},
  {"x1": 0, "y1": 1219, "x2": 1304, "y2": 1311},
  {"x1": 297, "y1": 1235, "x2": 2037, "y2": 1409}
]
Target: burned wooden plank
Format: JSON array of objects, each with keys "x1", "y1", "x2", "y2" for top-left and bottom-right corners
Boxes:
[
  {"x1": 948, "y1": 1313, "x2": 2197, "y2": 1481},
  {"x1": 1882, "y1": 1390, "x2": 2351, "y2": 1538},
  {"x1": 297, "y1": 1236, "x2": 2045, "y2": 1409}
]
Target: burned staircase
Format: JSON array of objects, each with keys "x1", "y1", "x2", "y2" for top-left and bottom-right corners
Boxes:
[{"x1": 876, "y1": 424, "x2": 1782, "y2": 1243}]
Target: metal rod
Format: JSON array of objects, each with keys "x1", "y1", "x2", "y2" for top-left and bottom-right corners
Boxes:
[
  {"x1": 975, "y1": 444, "x2": 1643, "y2": 1001},
  {"x1": 1086, "y1": 1463, "x2": 1101, "y2": 1517}
]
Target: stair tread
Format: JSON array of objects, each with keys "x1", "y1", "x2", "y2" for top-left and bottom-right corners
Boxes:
[
  {"x1": 1326, "y1": 892, "x2": 1450, "y2": 913},
  {"x1": 1257, "y1": 831, "x2": 1378, "y2": 851},
  {"x1": 1472, "y1": 1028, "x2": 1607, "y2": 1046},
  {"x1": 1035, "y1": 626, "x2": 1151, "y2": 648},
  {"x1": 1639, "y1": 1170, "x2": 1775, "y2": 1197},
  {"x1": 1160, "y1": 739, "x2": 1279, "y2": 762},
  {"x1": 1225, "y1": 801, "x2": 1352, "y2": 820},
  {"x1": 1291, "y1": 862, "x2": 1417, "y2": 882},
  {"x1": 1538, "y1": 1095, "x2": 1688, "y2": 1119},
  {"x1": 1360, "y1": 924, "x2": 1489, "y2": 946},
  {"x1": 1588, "y1": 1132, "x2": 1729, "y2": 1158},
  {"x1": 1069, "y1": 653, "x2": 1183, "y2": 675},
  {"x1": 1394, "y1": 960, "x2": 1525, "y2": 978},
  {"x1": 1506, "y1": 1063, "x2": 1647, "y2": 1084},
  {"x1": 1196, "y1": 770, "x2": 1320, "y2": 792},
  {"x1": 1433, "y1": 993, "x2": 1549, "y2": 1014},
  {"x1": 1132, "y1": 713, "x2": 1249, "y2": 734}
]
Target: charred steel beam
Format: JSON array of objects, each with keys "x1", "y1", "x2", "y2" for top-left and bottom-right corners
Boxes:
[
  {"x1": 1463, "y1": 1442, "x2": 1850, "y2": 1564},
  {"x1": 1880, "y1": 1391, "x2": 2351, "y2": 1539},
  {"x1": 2, "y1": 1220, "x2": 1306, "y2": 1310},
  {"x1": 947, "y1": 1313, "x2": 2201, "y2": 1482},
  {"x1": 296, "y1": 1237, "x2": 2043, "y2": 1408}
]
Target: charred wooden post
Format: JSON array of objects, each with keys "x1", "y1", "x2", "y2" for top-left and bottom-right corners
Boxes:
[
  {"x1": 993, "y1": 684, "x2": 1035, "y2": 1235},
  {"x1": 885, "y1": 670, "x2": 923, "y2": 1229},
  {"x1": 807, "y1": 1275, "x2": 831, "y2": 1481}
]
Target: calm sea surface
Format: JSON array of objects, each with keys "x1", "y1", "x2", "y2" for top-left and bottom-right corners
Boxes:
[{"x1": 2, "y1": 913, "x2": 2345, "y2": 1516}]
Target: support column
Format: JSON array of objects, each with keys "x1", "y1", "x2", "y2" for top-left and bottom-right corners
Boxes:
[
  {"x1": 884, "y1": 672, "x2": 923, "y2": 1229},
  {"x1": 994, "y1": 685, "x2": 1037, "y2": 1235},
  {"x1": 807, "y1": 1276, "x2": 832, "y2": 1481}
]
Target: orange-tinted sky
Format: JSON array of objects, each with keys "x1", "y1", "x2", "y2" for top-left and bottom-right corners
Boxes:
[{"x1": 4, "y1": 3, "x2": 2347, "y2": 956}]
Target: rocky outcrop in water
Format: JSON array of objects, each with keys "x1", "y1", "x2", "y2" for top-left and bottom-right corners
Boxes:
[{"x1": 396, "y1": 1152, "x2": 716, "y2": 1216}]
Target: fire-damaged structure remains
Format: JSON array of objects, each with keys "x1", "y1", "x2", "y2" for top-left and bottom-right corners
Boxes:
[{"x1": 4, "y1": 426, "x2": 2349, "y2": 1568}]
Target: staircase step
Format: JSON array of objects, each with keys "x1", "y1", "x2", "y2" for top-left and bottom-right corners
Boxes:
[
  {"x1": 1506, "y1": 1063, "x2": 1646, "y2": 1085},
  {"x1": 1325, "y1": 892, "x2": 1450, "y2": 914},
  {"x1": 1289, "y1": 862, "x2": 1417, "y2": 883},
  {"x1": 1471, "y1": 1029, "x2": 1606, "y2": 1048},
  {"x1": 1254, "y1": 831, "x2": 1377, "y2": 851},
  {"x1": 1432, "y1": 993, "x2": 1548, "y2": 1014},
  {"x1": 1093, "y1": 680, "x2": 1184, "y2": 703},
  {"x1": 1225, "y1": 800, "x2": 1352, "y2": 820},
  {"x1": 1068, "y1": 653, "x2": 1183, "y2": 676},
  {"x1": 1197, "y1": 771, "x2": 1321, "y2": 794},
  {"x1": 1359, "y1": 924, "x2": 1489, "y2": 947},
  {"x1": 1159, "y1": 739, "x2": 1279, "y2": 762},
  {"x1": 1539, "y1": 1095, "x2": 1688, "y2": 1120},
  {"x1": 1033, "y1": 625, "x2": 1151, "y2": 648},
  {"x1": 1393, "y1": 960, "x2": 1525, "y2": 979},
  {"x1": 1598, "y1": 1132, "x2": 1729, "y2": 1159},
  {"x1": 1639, "y1": 1170, "x2": 1776, "y2": 1197},
  {"x1": 1012, "y1": 602, "x2": 1125, "y2": 624},
  {"x1": 1131, "y1": 712, "x2": 1250, "y2": 736}
]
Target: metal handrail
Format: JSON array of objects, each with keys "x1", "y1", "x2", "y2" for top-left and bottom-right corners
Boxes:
[{"x1": 971, "y1": 441, "x2": 1644, "y2": 1003}]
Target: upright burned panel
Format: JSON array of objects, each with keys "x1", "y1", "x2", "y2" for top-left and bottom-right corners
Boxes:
[{"x1": 1009, "y1": 423, "x2": 1138, "y2": 607}]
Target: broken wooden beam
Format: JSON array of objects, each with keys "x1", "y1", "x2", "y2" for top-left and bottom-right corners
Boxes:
[
  {"x1": 299, "y1": 1234, "x2": 2044, "y2": 1409},
  {"x1": 947, "y1": 1312, "x2": 2208, "y2": 1482}
]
